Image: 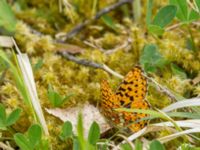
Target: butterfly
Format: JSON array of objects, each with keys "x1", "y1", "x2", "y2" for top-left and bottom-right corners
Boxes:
[{"x1": 100, "y1": 66, "x2": 150, "y2": 132}]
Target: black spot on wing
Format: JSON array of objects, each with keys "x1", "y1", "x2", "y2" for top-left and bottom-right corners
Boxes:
[
  {"x1": 123, "y1": 81, "x2": 128, "y2": 85},
  {"x1": 119, "y1": 87, "x2": 126, "y2": 92},
  {"x1": 134, "y1": 90, "x2": 138, "y2": 93},
  {"x1": 120, "y1": 100, "x2": 125, "y2": 105},
  {"x1": 116, "y1": 92, "x2": 123, "y2": 97},
  {"x1": 125, "y1": 93, "x2": 129, "y2": 97},
  {"x1": 128, "y1": 87, "x2": 132, "y2": 91},
  {"x1": 130, "y1": 96, "x2": 134, "y2": 101}
]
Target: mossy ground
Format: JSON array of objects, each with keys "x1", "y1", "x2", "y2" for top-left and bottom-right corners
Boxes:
[{"x1": 1, "y1": 0, "x2": 200, "y2": 149}]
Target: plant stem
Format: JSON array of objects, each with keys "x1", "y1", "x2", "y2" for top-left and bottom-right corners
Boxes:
[
  {"x1": 0, "y1": 137, "x2": 13, "y2": 141},
  {"x1": 92, "y1": 0, "x2": 98, "y2": 16},
  {"x1": 187, "y1": 26, "x2": 196, "y2": 51},
  {"x1": 133, "y1": 0, "x2": 141, "y2": 23},
  {"x1": 0, "y1": 70, "x2": 7, "y2": 85}
]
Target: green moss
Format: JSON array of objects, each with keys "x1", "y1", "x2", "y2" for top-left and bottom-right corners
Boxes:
[{"x1": 0, "y1": 0, "x2": 200, "y2": 148}]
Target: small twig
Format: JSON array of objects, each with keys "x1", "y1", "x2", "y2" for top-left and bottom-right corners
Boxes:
[
  {"x1": 84, "y1": 36, "x2": 132, "y2": 55},
  {"x1": 83, "y1": 40, "x2": 105, "y2": 52},
  {"x1": 167, "y1": 21, "x2": 200, "y2": 30},
  {"x1": 116, "y1": 134, "x2": 135, "y2": 149},
  {"x1": 104, "y1": 39, "x2": 131, "y2": 55},
  {"x1": 58, "y1": 51, "x2": 123, "y2": 79},
  {"x1": 166, "y1": 22, "x2": 184, "y2": 31},
  {"x1": 94, "y1": 0, "x2": 133, "y2": 20},
  {"x1": 58, "y1": 51, "x2": 103, "y2": 68},
  {"x1": 58, "y1": 0, "x2": 133, "y2": 41},
  {"x1": 187, "y1": 0, "x2": 198, "y2": 12},
  {"x1": 102, "y1": 64, "x2": 123, "y2": 79},
  {"x1": 192, "y1": 21, "x2": 200, "y2": 26},
  {"x1": 0, "y1": 142, "x2": 14, "y2": 150}
]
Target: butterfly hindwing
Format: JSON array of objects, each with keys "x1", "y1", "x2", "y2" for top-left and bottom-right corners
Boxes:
[{"x1": 100, "y1": 80, "x2": 121, "y2": 125}]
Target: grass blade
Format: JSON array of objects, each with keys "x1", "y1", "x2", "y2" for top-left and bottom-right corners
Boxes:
[
  {"x1": 162, "y1": 98, "x2": 200, "y2": 112},
  {"x1": 146, "y1": 0, "x2": 153, "y2": 25},
  {"x1": 158, "y1": 128, "x2": 200, "y2": 143},
  {"x1": 13, "y1": 39, "x2": 49, "y2": 136}
]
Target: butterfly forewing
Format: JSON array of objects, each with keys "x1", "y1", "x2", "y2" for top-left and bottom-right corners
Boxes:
[{"x1": 100, "y1": 66, "x2": 150, "y2": 132}]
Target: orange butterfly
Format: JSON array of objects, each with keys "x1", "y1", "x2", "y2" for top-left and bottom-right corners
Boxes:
[{"x1": 100, "y1": 66, "x2": 150, "y2": 132}]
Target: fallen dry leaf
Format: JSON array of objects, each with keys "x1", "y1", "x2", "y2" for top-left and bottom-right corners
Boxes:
[
  {"x1": 45, "y1": 103, "x2": 111, "y2": 137},
  {"x1": 54, "y1": 43, "x2": 85, "y2": 54}
]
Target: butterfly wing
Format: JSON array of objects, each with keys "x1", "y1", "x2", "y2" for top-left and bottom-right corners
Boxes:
[
  {"x1": 100, "y1": 80, "x2": 121, "y2": 125},
  {"x1": 115, "y1": 66, "x2": 150, "y2": 132}
]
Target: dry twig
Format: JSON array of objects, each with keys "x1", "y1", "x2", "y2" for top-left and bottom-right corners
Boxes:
[
  {"x1": 58, "y1": 51, "x2": 123, "y2": 79},
  {"x1": 84, "y1": 37, "x2": 132, "y2": 55},
  {"x1": 58, "y1": 0, "x2": 133, "y2": 41},
  {"x1": 0, "y1": 142, "x2": 14, "y2": 150},
  {"x1": 166, "y1": 22, "x2": 184, "y2": 31}
]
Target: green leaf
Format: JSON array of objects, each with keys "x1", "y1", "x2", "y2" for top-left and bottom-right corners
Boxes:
[
  {"x1": 147, "y1": 24, "x2": 164, "y2": 36},
  {"x1": 186, "y1": 37, "x2": 196, "y2": 51},
  {"x1": 0, "y1": 0, "x2": 17, "y2": 33},
  {"x1": 195, "y1": 0, "x2": 200, "y2": 13},
  {"x1": 37, "y1": 139, "x2": 49, "y2": 150},
  {"x1": 0, "y1": 59, "x2": 9, "y2": 72},
  {"x1": 120, "y1": 143, "x2": 132, "y2": 150},
  {"x1": 52, "y1": 92, "x2": 63, "y2": 107},
  {"x1": 100, "y1": 143, "x2": 108, "y2": 150},
  {"x1": 27, "y1": 124, "x2": 42, "y2": 147},
  {"x1": 77, "y1": 113, "x2": 85, "y2": 149},
  {"x1": 47, "y1": 85, "x2": 63, "y2": 107},
  {"x1": 150, "y1": 140, "x2": 165, "y2": 150},
  {"x1": 60, "y1": 121, "x2": 73, "y2": 141},
  {"x1": 101, "y1": 15, "x2": 117, "y2": 31},
  {"x1": 135, "y1": 139, "x2": 142, "y2": 150},
  {"x1": 33, "y1": 58, "x2": 43, "y2": 71},
  {"x1": 0, "y1": 50, "x2": 31, "y2": 105},
  {"x1": 48, "y1": 85, "x2": 73, "y2": 107},
  {"x1": 6, "y1": 108, "x2": 21, "y2": 126},
  {"x1": 146, "y1": 0, "x2": 154, "y2": 25},
  {"x1": 87, "y1": 144, "x2": 96, "y2": 150},
  {"x1": 88, "y1": 122, "x2": 100, "y2": 145},
  {"x1": 0, "y1": 104, "x2": 6, "y2": 128},
  {"x1": 152, "y1": 5, "x2": 177, "y2": 28},
  {"x1": 171, "y1": 63, "x2": 187, "y2": 79},
  {"x1": 61, "y1": 93, "x2": 74, "y2": 104},
  {"x1": 188, "y1": 10, "x2": 200, "y2": 22},
  {"x1": 14, "y1": 133, "x2": 33, "y2": 150},
  {"x1": 73, "y1": 138, "x2": 80, "y2": 150},
  {"x1": 139, "y1": 44, "x2": 167, "y2": 72},
  {"x1": 169, "y1": 0, "x2": 188, "y2": 22}
]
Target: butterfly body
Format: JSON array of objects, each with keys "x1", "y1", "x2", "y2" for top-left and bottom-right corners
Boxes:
[{"x1": 100, "y1": 66, "x2": 150, "y2": 132}]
